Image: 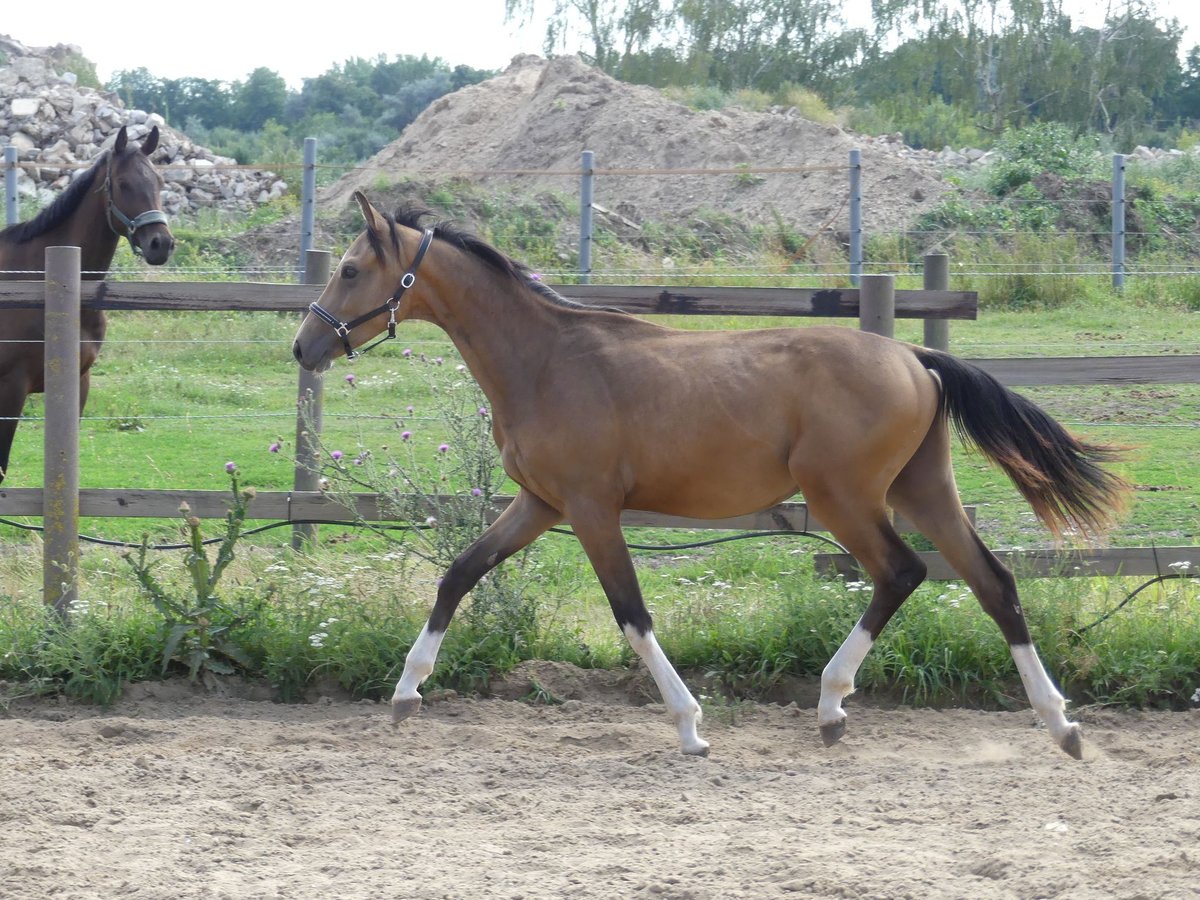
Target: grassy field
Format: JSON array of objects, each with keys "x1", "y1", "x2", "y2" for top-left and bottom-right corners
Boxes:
[{"x1": 0, "y1": 252, "x2": 1196, "y2": 712}]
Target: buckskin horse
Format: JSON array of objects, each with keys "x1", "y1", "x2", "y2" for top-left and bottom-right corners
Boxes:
[
  {"x1": 0, "y1": 125, "x2": 175, "y2": 481},
  {"x1": 292, "y1": 193, "x2": 1129, "y2": 759}
]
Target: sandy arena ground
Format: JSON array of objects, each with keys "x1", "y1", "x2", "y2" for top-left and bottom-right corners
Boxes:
[{"x1": 1, "y1": 668, "x2": 1197, "y2": 900}]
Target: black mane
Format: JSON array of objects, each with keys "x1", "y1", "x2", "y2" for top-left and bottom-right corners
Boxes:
[
  {"x1": 0, "y1": 150, "x2": 108, "y2": 245},
  {"x1": 389, "y1": 201, "x2": 597, "y2": 311}
]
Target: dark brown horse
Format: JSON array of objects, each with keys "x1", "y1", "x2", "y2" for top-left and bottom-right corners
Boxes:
[
  {"x1": 293, "y1": 193, "x2": 1130, "y2": 759},
  {"x1": 0, "y1": 125, "x2": 174, "y2": 481}
]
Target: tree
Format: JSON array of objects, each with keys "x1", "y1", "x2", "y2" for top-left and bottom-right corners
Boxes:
[{"x1": 233, "y1": 68, "x2": 287, "y2": 132}]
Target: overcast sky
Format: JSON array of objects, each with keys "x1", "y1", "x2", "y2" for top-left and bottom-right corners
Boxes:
[{"x1": 3, "y1": 1, "x2": 1197, "y2": 90}]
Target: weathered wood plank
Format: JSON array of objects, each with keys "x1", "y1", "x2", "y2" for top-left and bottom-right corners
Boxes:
[
  {"x1": 814, "y1": 547, "x2": 1199, "y2": 579},
  {"x1": 970, "y1": 355, "x2": 1200, "y2": 386},
  {"x1": 0, "y1": 488, "x2": 963, "y2": 534},
  {"x1": 0, "y1": 281, "x2": 978, "y2": 319}
]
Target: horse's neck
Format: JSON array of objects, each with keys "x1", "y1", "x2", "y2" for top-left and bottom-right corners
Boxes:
[
  {"x1": 39, "y1": 189, "x2": 121, "y2": 279},
  {"x1": 423, "y1": 268, "x2": 566, "y2": 410}
]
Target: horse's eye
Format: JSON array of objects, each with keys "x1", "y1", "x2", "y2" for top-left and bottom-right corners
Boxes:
[{"x1": 341, "y1": 264, "x2": 357, "y2": 279}]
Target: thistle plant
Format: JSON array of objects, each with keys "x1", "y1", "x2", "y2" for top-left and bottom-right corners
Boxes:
[
  {"x1": 307, "y1": 353, "x2": 539, "y2": 641},
  {"x1": 122, "y1": 470, "x2": 256, "y2": 686}
]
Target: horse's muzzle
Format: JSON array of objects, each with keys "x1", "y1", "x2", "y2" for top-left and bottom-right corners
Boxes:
[{"x1": 142, "y1": 233, "x2": 175, "y2": 265}]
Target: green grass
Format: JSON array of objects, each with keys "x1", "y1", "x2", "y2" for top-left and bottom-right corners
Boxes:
[{"x1": 0, "y1": 208, "x2": 1197, "y2": 712}]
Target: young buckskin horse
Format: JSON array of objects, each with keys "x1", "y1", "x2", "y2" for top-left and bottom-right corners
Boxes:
[
  {"x1": 0, "y1": 125, "x2": 174, "y2": 481},
  {"x1": 293, "y1": 193, "x2": 1129, "y2": 759}
]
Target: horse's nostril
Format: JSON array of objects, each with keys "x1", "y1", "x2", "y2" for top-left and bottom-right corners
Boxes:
[{"x1": 292, "y1": 340, "x2": 303, "y2": 363}]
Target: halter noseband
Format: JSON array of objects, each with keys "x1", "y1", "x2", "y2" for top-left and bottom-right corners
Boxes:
[
  {"x1": 307, "y1": 228, "x2": 435, "y2": 361},
  {"x1": 104, "y1": 159, "x2": 170, "y2": 255}
]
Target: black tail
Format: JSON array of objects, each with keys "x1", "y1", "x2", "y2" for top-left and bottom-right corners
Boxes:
[{"x1": 914, "y1": 348, "x2": 1130, "y2": 538}]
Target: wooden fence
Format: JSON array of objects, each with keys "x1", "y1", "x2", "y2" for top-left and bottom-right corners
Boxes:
[{"x1": 1, "y1": 251, "x2": 1197, "y2": 611}]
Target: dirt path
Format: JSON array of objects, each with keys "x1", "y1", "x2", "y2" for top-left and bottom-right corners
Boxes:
[{"x1": 1, "y1": 674, "x2": 1197, "y2": 900}]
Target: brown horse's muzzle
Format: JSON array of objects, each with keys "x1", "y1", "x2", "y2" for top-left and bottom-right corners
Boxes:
[{"x1": 137, "y1": 226, "x2": 175, "y2": 265}]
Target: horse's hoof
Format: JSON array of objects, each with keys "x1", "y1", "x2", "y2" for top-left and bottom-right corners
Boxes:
[
  {"x1": 391, "y1": 696, "x2": 422, "y2": 725},
  {"x1": 820, "y1": 719, "x2": 846, "y2": 747},
  {"x1": 1059, "y1": 725, "x2": 1083, "y2": 760},
  {"x1": 682, "y1": 740, "x2": 711, "y2": 758}
]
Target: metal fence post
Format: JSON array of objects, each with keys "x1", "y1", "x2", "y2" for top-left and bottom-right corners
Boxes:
[
  {"x1": 579, "y1": 150, "x2": 594, "y2": 284},
  {"x1": 923, "y1": 252, "x2": 950, "y2": 351},
  {"x1": 298, "y1": 137, "x2": 317, "y2": 282},
  {"x1": 43, "y1": 246, "x2": 81, "y2": 618},
  {"x1": 849, "y1": 149, "x2": 862, "y2": 286},
  {"x1": 5, "y1": 146, "x2": 18, "y2": 227},
  {"x1": 292, "y1": 249, "x2": 332, "y2": 551},
  {"x1": 1112, "y1": 153, "x2": 1126, "y2": 291},
  {"x1": 859, "y1": 274, "x2": 894, "y2": 338}
]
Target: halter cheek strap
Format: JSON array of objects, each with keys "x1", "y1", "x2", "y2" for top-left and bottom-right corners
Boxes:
[{"x1": 307, "y1": 228, "x2": 435, "y2": 361}]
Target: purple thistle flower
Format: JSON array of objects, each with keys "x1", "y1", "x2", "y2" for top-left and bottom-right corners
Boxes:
[
  {"x1": 345, "y1": 373, "x2": 356, "y2": 385},
  {"x1": 331, "y1": 450, "x2": 344, "y2": 461},
  {"x1": 478, "y1": 407, "x2": 489, "y2": 418},
  {"x1": 401, "y1": 431, "x2": 412, "y2": 442},
  {"x1": 225, "y1": 461, "x2": 237, "y2": 473},
  {"x1": 471, "y1": 488, "x2": 483, "y2": 497},
  {"x1": 438, "y1": 443, "x2": 449, "y2": 454},
  {"x1": 530, "y1": 272, "x2": 542, "y2": 281},
  {"x1": 268, "y1": 441, "x2": 281, "y2": 453},
  {"x1": 406, "y1": 405, "x2": 415, "y2": 415},
  {"x1": 402, "y1": 348, "x2": 413, "y2": 358}
]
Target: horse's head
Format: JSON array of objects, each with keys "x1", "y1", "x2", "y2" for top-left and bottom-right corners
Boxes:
[
  {"x1": 293, "y1": 191, "x2": 434, "y2": 371},
  {"x1": 105, "y1": 125, "x2": 175, "y2": 265}
]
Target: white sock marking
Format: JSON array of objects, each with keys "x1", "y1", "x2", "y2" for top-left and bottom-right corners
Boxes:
[
  {"x1": 1010, "y1": 643, "x2": 1074, "y2": 742},
  {"x1": 818, "y1": 624, "x2": 875, "y2": 727},
  {"x1": 622, "y1": 624, "x2": 708, "y2": 755},
  {"x1": 392, "y1": 624, "x2": 445, "y2": 704}
]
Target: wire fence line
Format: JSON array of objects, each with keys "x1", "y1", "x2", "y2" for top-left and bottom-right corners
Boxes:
[{"x1": 11, "y1": 146, "x2": 1200, "y2": 285}]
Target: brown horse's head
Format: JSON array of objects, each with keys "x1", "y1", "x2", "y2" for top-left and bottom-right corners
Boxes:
[
  {"x1": 105, "y1": 125, "x2": 175, "y2": 265},
  {"x1": 293, "y1": 192, "x2": 430, "y2": 371}
]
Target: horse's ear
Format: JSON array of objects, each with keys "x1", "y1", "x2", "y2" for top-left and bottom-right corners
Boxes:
[
  {"x1": 113, "y1": 126, "x2": 128, "y2": 155},
  {"x1": 141, "y1": 126, "x2": 160, "y2": 156},
  {"x1": 354, "y1": 191, "x2": 389, "y2": 237}
]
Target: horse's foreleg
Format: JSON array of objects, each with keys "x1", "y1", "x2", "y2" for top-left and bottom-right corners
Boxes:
[
  {"x1": 0, "y1": 379, "x2": 30, "y2": 484},
  {"x1": 391, "y1": 489, "x2": 561, "y2": 723},
  {"x1": 570, "y1": 504, "x2": 708, "y2": 756}
]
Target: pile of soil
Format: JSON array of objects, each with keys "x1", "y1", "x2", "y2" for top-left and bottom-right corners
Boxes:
[{"x1": 320, "y1": 54, "x2": 951, "y2": 241}]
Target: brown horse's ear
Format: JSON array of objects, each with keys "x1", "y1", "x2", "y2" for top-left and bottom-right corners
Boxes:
[
  {"x1": 354, "y1": 191, "x2": 389, "y2": 238},
  {"x1": 113, "y1": 126, "x2": 128, "y2": 155},
  {"x1": 141, "y1": 126, "x2": 160, "y2": 156}
]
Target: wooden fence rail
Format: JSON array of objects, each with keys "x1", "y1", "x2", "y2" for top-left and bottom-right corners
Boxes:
[{"x1": 0, "y1": 280, "x2": 978, "y2": 319}]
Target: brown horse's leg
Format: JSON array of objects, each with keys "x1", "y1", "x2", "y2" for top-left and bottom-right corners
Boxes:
[
  {"x1": 80, "y1": 370, "x2": 92, "y2": 414},
  {"x1": 887, "y1": 425, "x2": 1083, "y2": 758},
  {"x1": 569, "y1": 502, "x2": 708, "y2": 756},
  {"x1": 391, "y1": 488, "x2": 562, "y2": 722},
  {"x1": 0, "y1": 379, "x2": 30, "y2": 484},
  {"x1": 802, "y1": 481, "x2": 928, "y2": 747}
]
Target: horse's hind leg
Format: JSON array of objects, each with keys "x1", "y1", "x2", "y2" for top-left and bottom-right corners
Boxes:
[
  {"x1": 390, "y1": 488, "x2": 562, "y2": 722},
  {"x1": 887, "y1": 424, "x2": 1082, "y2": 758},
  {"x1": 801, "y1": 482, "x2": 929, "y2": 746},
  {"x1": 569, "y1": 500, "x2": 708, "y2": 756}
]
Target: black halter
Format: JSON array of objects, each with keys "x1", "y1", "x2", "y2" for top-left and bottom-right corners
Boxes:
[
  {"x1": 103, "y1": 160, "x2": 169, "y2": 255},
  {"x1": 307, "y1": 228, "x2": 435, "y2": 361}
]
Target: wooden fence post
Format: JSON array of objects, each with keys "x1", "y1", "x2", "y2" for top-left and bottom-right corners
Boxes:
[
  {"x1": 859, "y1": 274, "x2": 894, "y2": 338},
  {"x1": 43, "y1": 246, "x2": 80, "y2": 617},
  {"x1": 923, "y1": 253, "x2": 950, "y2": 351},
  {"x1": 292, "y1": 249, "x2": 331, "y2": 550}
]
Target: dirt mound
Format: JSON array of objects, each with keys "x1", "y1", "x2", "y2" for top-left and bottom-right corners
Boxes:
[{"x1": 322, "y1": 54, "x2": 951, "y2": 241}]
